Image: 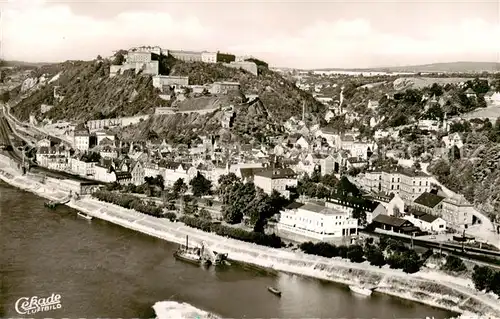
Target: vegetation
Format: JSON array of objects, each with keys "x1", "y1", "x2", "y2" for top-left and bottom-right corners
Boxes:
[
  {"x1": 189, "y1": 172, "x2": 213, "y2": 197},
  {"x1": 11, "y1": 60, "x2": 170, "y2": 121},
  {"x1": 217, "y1": 173, "x2": 288, "y2": 232},
  {"x1": 428, "y1": 118, "x2": 500, "y2": 221},
  {"x1": 92, "y1": 190, "x2": 172, "y2": 219},
  {"x1": 472, "y1": 265, "x2": 500, "y2": 295},
  {"x1": 179, "y1": 215, "x2": 283, "y2": 248},
  {"x1": 299, "y1": 236, "x2": 425, "y2": 274},
  {"x1": 442, "y1": 255, "x2": 467, "y2": 272}
]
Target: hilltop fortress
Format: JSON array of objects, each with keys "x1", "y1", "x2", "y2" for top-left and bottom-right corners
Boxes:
[{"x1": 109, "y1": 46, "x2": 258, "y2": 77}]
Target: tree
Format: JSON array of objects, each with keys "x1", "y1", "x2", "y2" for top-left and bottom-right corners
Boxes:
[
  {"x1": 218, "y1": 173, "x2": 239, "y2": 196},
  {"x1": 472, "y1": 266, "x2": 494, "y2": 291},
  {"x1": 347, "y1": 245, "x2": 365, "y2": 263},
  {"x1": 365, "y1": 245, "x2": 386, "y2": 267},
  {"x1": 247, "y1": 189, "x2": 274, "y2": 232},
  {"x1": 352, "y1": 207, "x2": 367, "y2": 226},
  {"x1": 401, "y1": 250, "x2": 421, "y2": 273},
  {"x1": 173, "y1": 178, "x2": 187, "y2": 195},
  {"x1": 112, "y1": 50, "x2": 126, "y2": 65},
  {"x1": 190, "y1": 172, "x2": 213, "y2": 197},
  {"x1": 429, "y1": 83, "x2": 444, "y2": 97},
  {"x1": 198, "y1": 208, "x2": 212, "y2": 220},
  {"x1": 336, "y1": 176, "x2": 361, "y2": 198},
  {"x1": 442, "y1": 255, "x2": 466, "y2": 272}
]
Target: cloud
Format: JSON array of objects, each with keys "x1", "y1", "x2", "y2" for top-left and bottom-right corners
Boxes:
[
  {"x1": 1, "y1": 0, "x2": 499, "y2": 68},
  {"x1": 229, "y1": 18, "x2": 500, "y2": 68},
  {"x1": 2, "y1": 0, "x2": 214, "y2": 62}
]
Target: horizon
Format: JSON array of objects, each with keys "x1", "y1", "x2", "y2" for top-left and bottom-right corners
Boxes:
[{"x1": 1, "y1": 0, "x2": 499, "y2": 69}]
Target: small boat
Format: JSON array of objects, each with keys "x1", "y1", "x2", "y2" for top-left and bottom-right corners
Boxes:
[
  {"x1": 349, "y1": 285, "x2": 373, "y2": 296},
  {"x1": 44, "y1": 201, "x2": 57, "y2": 209},
  {"x1": 77, "y1": 212, "x2": 93, "y2": 220},
  {"x1": 173, "y1": 236, "x2": 211, "y2": 266},
  {"x1": 267, "y1": 286, "x2": 281, "y2": 297}
]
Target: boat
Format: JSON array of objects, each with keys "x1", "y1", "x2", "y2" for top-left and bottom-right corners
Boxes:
[
  {"x1": 77, "y1": 212, "x2": 93, "y2": 220},
  {"x1": 349, "y1": 285, "x2": 373, "y2": 296},
  {"x1": 44, "y1": 201, "x2": 57, "y2": 209},
  {"x1": 267, "y1": 286, "x2": 281, "y2": 297},
  {"x1": 173, "y1": 236, "x2": 211, "y2": 266}
]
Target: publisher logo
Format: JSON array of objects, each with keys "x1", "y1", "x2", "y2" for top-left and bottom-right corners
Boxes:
[{"x1": 15, "y1": 293, "x2": 62, "y2": 315}]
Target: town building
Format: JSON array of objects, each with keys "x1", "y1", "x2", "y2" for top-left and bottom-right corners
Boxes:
[
  {"x1": 440, "y1": 195, "x2": 474, "y2": 227},
  {"x1": 253, "y1": 168, "x2": 298, "y2": 198},
  {"x1": 169, "y1": 50, "x2": 203, "y2": 62},
  {"x1": 325, "y1": 195, "x2": 387, "y2": 224},
  {"x1": 442, "y1": 133, "x2": 463, "y2": 149},
  {"x1": 411, "y1": 192, "x2": 446, "y2": 215},
  {"x1": 131, "y1": 161, "x2": 146, "y2": 185},
  {"x1": 152, "y1": 75, "x2": 189, "y2": 91},
  {"x1": 277, "y1": 202, "x2": 358, "y2": 243},
  {"x1": 371, "y1": 214, "x2": 419, "y2": 234},
  {"x1": 73, "y1": 129, "x2": 90, "y2": 151},
  {"x1": 201, "y1": 51, "x2": 217, "y2": 63},
  {"x1": 362, "y1": 168, "x2": 432, "y2": 202},
  {"x1": 404, "y1": 211, "x2": 447, "y2": 233}
]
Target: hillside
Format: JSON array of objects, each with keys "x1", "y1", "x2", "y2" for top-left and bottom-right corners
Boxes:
[
  {"x1": 7, "y1": 55, "x2": 325, "y2": 142},
  {"x1": 312, "y1": 62, "x2": 500, "y2": 73}
]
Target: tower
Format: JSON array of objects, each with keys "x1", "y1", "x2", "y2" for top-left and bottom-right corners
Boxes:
[{"x1": 339, "y1": 86, "x2": 344, "y2": 114}]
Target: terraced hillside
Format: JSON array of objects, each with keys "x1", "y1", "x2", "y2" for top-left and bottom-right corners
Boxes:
[{"x1": 8, "y1": 56, "x2": 325, "y2": 142}]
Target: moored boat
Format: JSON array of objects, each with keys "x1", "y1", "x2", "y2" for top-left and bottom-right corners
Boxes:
[
  {"x1": 173, "y1": 236, "x2": 211, "y2": 266},
  {"x1": 77, "y1": 212, "x2": 93, "y2": 220},
  {"x1": 349, "y1": 285, "x2": 373, "y2": 296},
  {"x1": 267, "y1": 286, "x2": 281, "y2": 297}
]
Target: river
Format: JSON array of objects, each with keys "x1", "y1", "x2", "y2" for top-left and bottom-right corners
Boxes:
[{"x1": 0, "y1": 181, "x2": 456, "y2": 318}]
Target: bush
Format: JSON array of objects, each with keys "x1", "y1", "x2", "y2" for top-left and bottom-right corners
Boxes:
[
  {"x1": 93, "y1": 190, "x2": 165, "y2": 217},
  {"x1": 442, "y1": 255, "x2": 467, "y2": 272},
  {"x1": 179, "y1": 215, "x2": 282, "y2": 248}
]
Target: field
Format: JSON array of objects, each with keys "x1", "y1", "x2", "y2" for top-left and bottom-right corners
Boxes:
[
  {"x1": 394, "y1": 77, "x2": 482, "y2": 90},
  {"x1": 459, "y1": 105, "x2": 500, "y2": 121}
]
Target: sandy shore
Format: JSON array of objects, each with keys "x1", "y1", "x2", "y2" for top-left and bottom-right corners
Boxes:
[{"x1": 1, "y1": 158, "x2": 499, "y2": 317}]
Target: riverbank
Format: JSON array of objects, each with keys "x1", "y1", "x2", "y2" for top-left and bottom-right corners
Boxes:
[{"x1": 1, "y1": 158, "x2": 499, "y2": 317}]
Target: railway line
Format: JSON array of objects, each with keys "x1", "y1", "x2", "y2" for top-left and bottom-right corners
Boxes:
[{"x1": 361, "y1": 230, "x2": 500, "y2": 266}]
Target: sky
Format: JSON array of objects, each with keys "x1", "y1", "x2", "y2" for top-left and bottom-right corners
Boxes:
[{"x1": 0, "y1": 0, "x2": 499, "y2": 69}]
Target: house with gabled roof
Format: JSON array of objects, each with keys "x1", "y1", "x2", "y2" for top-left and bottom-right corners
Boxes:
[
  {"x1": 253, "y1": 168, "x2": 298, "y2": 198},
  {"x1": 372, "y1": 214, "x2": 418, "y2": 234},
  {"x1": 464, "y1": 88, "x2": 476, "y2": 98},
  {"x1": 411, "y1": 192, "x2": 446, "y2": 215},
  {"x1": 404, "y1": 210, "x2": 447, "y2": 233}
]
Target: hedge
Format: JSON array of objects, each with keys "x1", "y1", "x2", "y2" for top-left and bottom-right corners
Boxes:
[
  {"x1": 93, "y1": 190, "x2": 168, "y2": 218},
  {"x1": 179, "y1": 215, "x2": 283, "y2": 248}
]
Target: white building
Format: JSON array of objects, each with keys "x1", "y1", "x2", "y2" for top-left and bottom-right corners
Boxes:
[
  {"x1": 440, "y1": 195, "x2": 474, "y2": 227},
  {"x1": 325, "y1": 196, "x2": 387, "y2": 224},
  {"x1": 253, "y1": 168, "x2": 298, "y2": 198},
  {"x1": 404, "y1": 212, "x2": 447, "y2": 233},
  {"x1": 201, "y1": 51, "x2": 217, "y2": 63},
  {"x1": 442, "y1": 133, "x2": 463, "y2": 149},
  {"x1": 278, "y1": 202, "x2": 358, "y2": 243},
  {"x1": 73, "y1": 130, "x2": 90, "y2": 151}
]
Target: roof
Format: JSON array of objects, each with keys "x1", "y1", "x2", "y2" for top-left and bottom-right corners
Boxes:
[
  {"x1": 254, "y1": 168, "x2": 296, "y2": 179},
  {"x1": 285, "y1": 202, "x2": 305, "y2": 210},
  {"x1": 301, "y1": 202, "x2": 342, "y2": 215},
  {"x1": 373, "y1": 214, "x2": 413, "y2": 227},
  {"x1": 240, "y1": 167, "x2": 265, "y2": 180},
  {"x1": 115, "y1": 171, "x2": 132, "y2": 180},
  {"x1": 419, "y1": 213, "x2": 440, "y2": 223},
  {"x1": 414, "y1": 192, "x2": 445, "y2": 208}
]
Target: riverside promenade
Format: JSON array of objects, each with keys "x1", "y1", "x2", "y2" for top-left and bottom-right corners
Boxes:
[{"x1": 1, "y1": 155, "x2": 499, "y2": 317}]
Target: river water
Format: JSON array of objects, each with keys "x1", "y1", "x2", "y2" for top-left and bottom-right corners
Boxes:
[{"x1": 0, "y1": 181, "x2": 456, "y2": 318}]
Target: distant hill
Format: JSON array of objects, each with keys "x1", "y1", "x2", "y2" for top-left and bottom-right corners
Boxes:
[
  {"x1": 311, "y1": 62, "x2": 500, "y2": 73},
  {"x1": 0, "y1": 60, "x2": 49, "y2": 68}
]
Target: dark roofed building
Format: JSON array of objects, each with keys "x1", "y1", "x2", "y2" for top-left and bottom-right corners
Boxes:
[
  {"x1": 372, "y1": 214, "x2": 418, "y2": 234},
  {"x1": 412, "y1": 192, "x2": 445, "y2": 214}
]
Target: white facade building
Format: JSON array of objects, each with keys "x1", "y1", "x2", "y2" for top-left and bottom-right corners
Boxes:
[
  {"x1": 253, "y1": 168, "x2": 298, "y2": 198},
  {"x1": 278, "y1": 202, "x2": 358, "y2": 242},
  {"x1": 73, "y1": 131, "x2": 90, "y2": 151}
]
